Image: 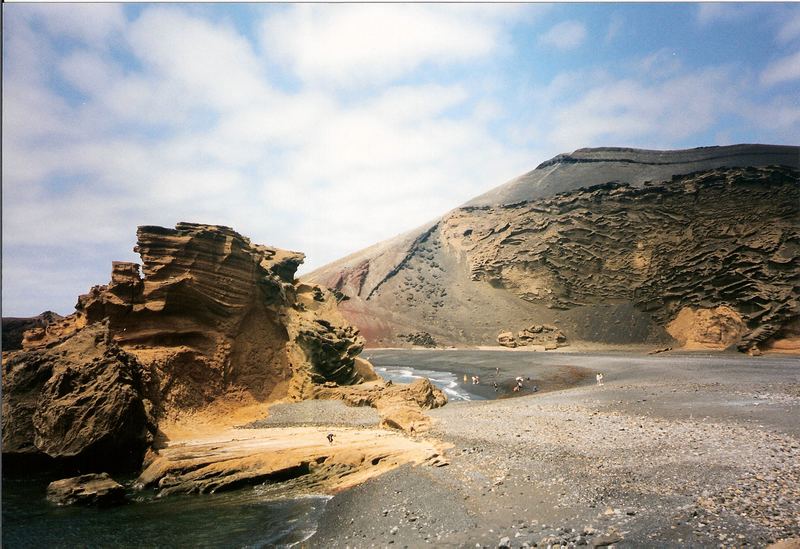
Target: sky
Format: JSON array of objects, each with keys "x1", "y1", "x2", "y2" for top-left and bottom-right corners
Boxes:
[{"x1": 3, "y1": 3, "x2": 799, "y2": 317}]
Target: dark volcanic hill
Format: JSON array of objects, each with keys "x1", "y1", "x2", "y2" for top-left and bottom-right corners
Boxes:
[{"x1": 305, "y1": 144, "x2": 800, "y2": 353}]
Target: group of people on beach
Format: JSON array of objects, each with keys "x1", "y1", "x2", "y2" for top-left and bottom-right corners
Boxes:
[
  {"x1": 462, "y1": 367, "x2": 607, "y2": 393},
  {"x1": 463, "y1": 370, "x2": 541, "y2": 393}
]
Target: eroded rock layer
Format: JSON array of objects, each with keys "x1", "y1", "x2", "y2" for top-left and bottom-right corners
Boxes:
[
  {"x1": 2, "y1": 223, "x2": 374, "y2": 470},
  {"x1": 306, "y1": 145, "x2": 799, "y2": 352}
]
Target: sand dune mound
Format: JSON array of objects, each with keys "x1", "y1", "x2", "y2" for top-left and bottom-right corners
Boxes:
[{"x1": 306, "y1": 144, "x2": 800, "y2": 352}]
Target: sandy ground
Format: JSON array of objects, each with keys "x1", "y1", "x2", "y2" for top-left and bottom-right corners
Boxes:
[{"x1": 309, "y1": 350, "x2": 800, "y2": 548}]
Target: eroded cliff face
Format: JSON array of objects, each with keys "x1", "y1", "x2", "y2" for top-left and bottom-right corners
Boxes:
[
  {"x1": 440, "y1": 166, "x2": 798, "y2": 351},
  {"x1": 306, "y1": 145, "x2": 799, "y2": 352},
  {"x1": 2, "y1": 223, "x2": 374, "y2": 469}
]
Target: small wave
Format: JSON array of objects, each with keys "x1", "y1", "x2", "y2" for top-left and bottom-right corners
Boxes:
[{"x1": 376, "y1": 365, "x2": 482, "y2": 401}]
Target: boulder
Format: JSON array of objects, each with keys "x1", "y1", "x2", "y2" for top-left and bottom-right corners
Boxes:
[
  {"x1": 1, "y1": 311, "x2": 63, "y2": 351},
  {"x1": 47, "y1": 473, "x2": 126, "y2": 506},
  {"x1": 517, "y1": 324, "x2": 567, "y2": 348},
  {"x1": 667, "y1": 306, "x2": 747, "y2": 350},
  {"x1": 497, "y1": 332, "x2": 517, "y2": 348},
  {"x1": 2, "y1": 323, "x2": 154, "y2": 470},
  {"x1": 315, "y1": 377, "x2": 447, "y2": 433},
  {"x1": 353, "y1": 356, "x2": 380, "y2": 382}
]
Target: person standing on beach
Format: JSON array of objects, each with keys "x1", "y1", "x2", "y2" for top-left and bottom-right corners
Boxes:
[{"x1": 596, "y1": 373, "x2": 604, "y2": 386}]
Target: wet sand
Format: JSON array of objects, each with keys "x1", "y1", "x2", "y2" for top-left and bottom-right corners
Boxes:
[{"x1": 310, "y1": 350, "x2": 800, "y2": 547}]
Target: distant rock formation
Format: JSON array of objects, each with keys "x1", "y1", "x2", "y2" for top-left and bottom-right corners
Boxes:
[
  {"x1": 2, "y1": 311, "x2": 63, "y2": 351},
  {"x1": 497, "y1": 325, "x2": 567, "y2": 350},
  {"x1": 2, "y1": 223, "x2": 380, "y2": 471},
  {"x1": 398, "y1": 331, "x2": 438, "y2": 347},
  {"x1": 306, "y1": 145, "x2": 800, "y2": 353}
]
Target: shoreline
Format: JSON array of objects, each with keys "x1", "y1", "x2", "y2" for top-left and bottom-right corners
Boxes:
[{"x1": 365, "y1": 344, "x2": 800, "y2": 356}]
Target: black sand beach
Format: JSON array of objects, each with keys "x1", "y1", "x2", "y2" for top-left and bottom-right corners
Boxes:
[{"x1": 310, "y1": 350, "x2": 800, "y2": 547}]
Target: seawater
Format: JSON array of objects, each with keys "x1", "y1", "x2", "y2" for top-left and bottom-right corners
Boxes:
[
  {"x1": 374, "y1": 365, "x2": 486, "y2": 401},
  {"x1": 2, "y1": 471, "x2": 330, "y2": 548}
]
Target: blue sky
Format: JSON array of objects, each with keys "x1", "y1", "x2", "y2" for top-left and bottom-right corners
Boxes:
[{"x1": 3, "y1": 3, "x2": 799, "y2": 316}]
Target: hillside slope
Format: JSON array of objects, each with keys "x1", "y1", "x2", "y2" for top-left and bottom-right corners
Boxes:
[{"x1": 305, "y1": 145, "x2": 800, "y2": 352}]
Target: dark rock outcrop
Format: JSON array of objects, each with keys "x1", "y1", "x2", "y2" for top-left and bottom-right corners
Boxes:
[
  {"x1": 398, "y1": 332, "x2": 438, "y2": 347},
  {"x1": 47, "y1": 473, "x2": 126, "y2": 506},
  {"x1": 2, "y1": 323, "x2": 154, "y2": 470},
  {"x1": 3, "y1": 323, "x2": 156, "y2": 469},
  {"x1": 306, "y1": 145, "x2": 799, "y2": 352}
]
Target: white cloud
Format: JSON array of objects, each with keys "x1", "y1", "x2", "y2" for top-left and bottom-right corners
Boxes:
[
  {"x1": 634, "y1": 49, "x2": 683, "y2": 80},
  {"x1": 696, "y1": 4, "x2": 751, "y2": 25},
  {"x1": 58, "y1": 50, "x2": 122, "y2": 97},
  {"x1": 760, "y1": 50, "x2": 800, "y2": 87},
  {"x1": 605, "y1": 14, "x2": 624, "y2": 44},
  {"x1": 744, "y1": 96, "x2": 800, "y2": 131},
  {"x1": 539, "y1": 20, "x2": 587, "y2": 50},
  {"x1": 260, "y1": 4, "x2": 510, "y2": 87},
  {"x1": 127, "y1": 7, "x2": 271, "y2": 112},
  {"x1": 22, "y1": 4, "x2": 126, "y2": 46},
  {"x1": 777, "y1": 9, "x2": 800, "y2": 44},
  {"x1": 545, "y1": 66, "x2": 742, "y2": 150}
]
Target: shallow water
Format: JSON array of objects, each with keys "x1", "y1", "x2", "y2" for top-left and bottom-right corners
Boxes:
[
  {"x1": 374, "y1": 364, "x2": 486, "y2": 401},
  {"x1": 2, "y1": 471, "x2": 330, "y2": 548}
]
